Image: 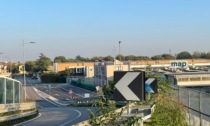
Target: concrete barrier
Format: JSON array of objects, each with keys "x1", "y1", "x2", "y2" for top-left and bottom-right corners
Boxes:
[
  {"x1": 0, "y1": 102, "x2": 37, "y2": 122},
  {"x1": 0, "y1": 102, "x2": 36, "y2": 113}
]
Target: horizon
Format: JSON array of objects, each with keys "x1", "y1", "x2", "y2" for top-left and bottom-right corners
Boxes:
[{"x1": 1, "y1": 0, "x2": 210, "y2": 62}]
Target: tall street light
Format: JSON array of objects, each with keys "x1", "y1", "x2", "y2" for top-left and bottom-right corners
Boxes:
[
  {"x1": 0, "y1": 53, "x2": 3, "y2": 73},
  {"x1": 23, "y1": 41, "x2": 35, "y2": 100},
  {"x1": 118, "y1": 41, "x2": 122, "y2": 70}
]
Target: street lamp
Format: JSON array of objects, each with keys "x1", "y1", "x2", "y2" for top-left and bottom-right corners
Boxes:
[
  {"x1": 0, "y1": 53, "x2": 3, "y2": 73},
  {"x1": 23, "y1": 41, "x2": 35, "y2": 100}
]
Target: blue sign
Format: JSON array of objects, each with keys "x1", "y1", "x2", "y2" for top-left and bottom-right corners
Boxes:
[{"x1": 145, "y1": 78, "x2": 157, "y2": 93}]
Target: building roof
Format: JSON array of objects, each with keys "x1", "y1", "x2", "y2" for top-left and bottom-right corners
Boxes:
[{"x1": 165, "y1": 72, "x2": 210, "y2": 76}]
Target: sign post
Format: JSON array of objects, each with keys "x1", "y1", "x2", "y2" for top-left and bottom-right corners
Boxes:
[
  {"x1": 48, "y1": 84, "x2": 51, "y2": 96},
  {"x1": 68, "y1": 89, "x2": 73, "y2": 99}
]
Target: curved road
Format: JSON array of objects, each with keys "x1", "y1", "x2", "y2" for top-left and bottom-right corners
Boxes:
[
  {"x1": 14, "y1": 75, "x2": 94, "y2": 126},
  {"x1": 18, "y1": 107, "x2": 92, "y2": 126}
]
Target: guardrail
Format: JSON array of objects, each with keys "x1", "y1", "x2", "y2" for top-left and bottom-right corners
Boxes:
[
  {"x1": 73, "y1": 102, "x2": 154, "y2": 126},
  {"x1": 0, "y1": 102, "x2": 37, "y2": 122}
]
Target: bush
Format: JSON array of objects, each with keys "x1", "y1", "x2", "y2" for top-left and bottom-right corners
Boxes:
[{"x1": 41, "y1": 74, "x2": 66, "y2": 83}]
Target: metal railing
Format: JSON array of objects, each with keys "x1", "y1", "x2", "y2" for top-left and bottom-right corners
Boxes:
[
  {"x1": 0, "y1": 76, "x2": 22, "y2": 104},
  {"x1": 0, "y1": 76, "x2": 37, "y2": 122},
  {"x1": 178, "y1": 87, "x2": 210, "y2": 126}
]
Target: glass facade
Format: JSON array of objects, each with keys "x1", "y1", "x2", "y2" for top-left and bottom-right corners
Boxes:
[
  {"x1": 0, "y1": 76, "x2": 21, "y2": 104},
  {"x1": 6, "y1": 79, "x2": 13, "y2": 104},
  {"x1": 15, "y1": 81, "x2": 20, "y2": 103},
  {"x1": 0, "y1": 78, "x2": 5, "y2": 104}
]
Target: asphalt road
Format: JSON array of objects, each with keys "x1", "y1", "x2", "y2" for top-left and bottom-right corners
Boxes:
[
  {"x1": 18, "y1": 107, "x2": 94, "y2": 126},
  {"x1": 13, "y1": 75, "x2": 96, "y2": 126}
]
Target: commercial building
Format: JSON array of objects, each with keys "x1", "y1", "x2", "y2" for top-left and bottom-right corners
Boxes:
[
  {"x1": 53, "y1": 59, "x2": 210, "y2": 86},
  {"x1": 130, "y1": 59, "x2": 210, "y2": 71},
  {"x1": 53, "y1": 62, "x2": 94, "y2": 83},
  {"x1": 165, "y1": 72, "x2": 210, "y2": 87},
  {"x1": 94, "y1": 60, "x2": 129, "y2": 85}
]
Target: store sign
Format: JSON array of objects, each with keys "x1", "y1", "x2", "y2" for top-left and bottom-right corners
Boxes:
[{"x1": 170, "y1": 61, "x2": 188, "y2": 68}]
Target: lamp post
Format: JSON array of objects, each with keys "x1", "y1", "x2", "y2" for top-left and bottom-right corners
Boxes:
[
  {"x1": 119, "y1": 41, "x2": 121, "y2": 62},
  {"x1": 23, "y1": 41, "x2": 35, "y2": 100},
  {"x1": 0, "y1": 53, "x2": 3, "y2": 73},
  {"x1": 118, "y1": 41, "x2": 122, "y2": 70}
]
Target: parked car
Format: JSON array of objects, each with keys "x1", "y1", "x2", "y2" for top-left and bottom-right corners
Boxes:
[{"x1": 31, "y1": 76, "x2": 38, "y2": 79}]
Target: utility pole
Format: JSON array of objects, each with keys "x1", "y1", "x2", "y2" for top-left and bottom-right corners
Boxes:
[
  {"x1": 119, "y1": 41, "x2": 122, "y2": 70},
  {"x1": 119, "y1": 41, "x2": 121, "y2": 61}
]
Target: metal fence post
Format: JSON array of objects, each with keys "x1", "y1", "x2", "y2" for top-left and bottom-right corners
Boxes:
[
  {"x1": 4, "y1": 78, "x2": 6, "y2": 104},
  {"x1": 188, "y1": 89, "x2": 191, "y2": 124},
  {"x1": 199, "y1": 92, "x2": 202, "y2": 126},
  {"x1": 13, "y1": 80, "x2": 15, "y2": 103}
]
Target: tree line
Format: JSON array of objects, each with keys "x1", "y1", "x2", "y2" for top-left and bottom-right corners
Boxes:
[
  {"x1": 8, "y1": 51, "x2": 210, "y2": 74},
  {"x1": 54, "y1": 51, "x2": 210, "y2": 63}
]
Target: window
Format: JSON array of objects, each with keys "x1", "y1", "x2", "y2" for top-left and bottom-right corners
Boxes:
[
  {"x1": 115, "y1": 66, "x2": 123, "y2": 71},
  {"x1": 178, "y1": 78, "x2": 189, "y2": 82},
  {"x1": 190, "y1": 77, "x2": 201, "y2": 81},
  {"x1": 202, "y1": 77, "x2": 210, "y2": 81}
]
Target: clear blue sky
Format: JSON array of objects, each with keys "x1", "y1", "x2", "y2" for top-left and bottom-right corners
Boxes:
[{"x1": 0, "y1": 0, "x2": 210, "y2": 62}]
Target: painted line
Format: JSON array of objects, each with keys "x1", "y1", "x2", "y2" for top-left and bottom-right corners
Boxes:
[
  {"x1": 14, "y1": 113, "x2": 42, "y2": 126},
  {"x1": 59, "y1": 109, "x2": 82, "y2": 126},
  {"x1": 33, "y1": 87, "x2": 61, "y2": 107},
  {"x1": 37, "y1": 104, "x2": 45, "y2": 109}
]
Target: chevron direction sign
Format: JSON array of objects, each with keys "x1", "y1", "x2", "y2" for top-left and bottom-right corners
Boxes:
[
  {"x1": 114, "y1": 71, "x2": 145, "y2": 101},
  {"x1": 145, "y1": 78, "x2": 157, "y2": 93}
]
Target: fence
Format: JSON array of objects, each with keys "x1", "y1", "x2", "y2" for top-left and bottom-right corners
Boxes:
[
  {"x1": 178, "y1": 87, "x2": 210, "y2": 126},
  {"x1": 0, "y1": 76, "x2": 21, "y2": 104}
]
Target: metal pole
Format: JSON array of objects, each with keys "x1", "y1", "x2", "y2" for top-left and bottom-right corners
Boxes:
[
  {"x1": 199, "y1": 92, "x2": 202, "y2": 126},
  {"x1": 100, "y1": 63, "x2": 102, "y2": 86},
  {"x1": 22, "y1": 41, "x2": 36, "y2": 101},
  {"x1": 4, "y1": 78, "x2": 6, "y2": 104},
  {"x1": 119, "y1": 41, "x2": 121, "y2": 62},
  {"x1": 23, "y1": 40, "x2": 26, "y2": 101}
]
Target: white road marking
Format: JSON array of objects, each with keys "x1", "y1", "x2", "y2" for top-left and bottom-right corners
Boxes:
[
  {"x1": 33, "y1": 88, "x2": 61, "y2": 107},
  {"x1": 59, "y1": 109, "x2": 82, "y2": 126},
  {"x1": 14, "y1": 113, "x2": 42, "y2": 126}
]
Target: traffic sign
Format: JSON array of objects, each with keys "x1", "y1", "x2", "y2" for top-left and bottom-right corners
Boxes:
[
  {"x1": 145, "y1": 78, "x2": 157, "y2": 93},
  {"x1": 68, "y1": 89, "x2": 73, "y2": 94},
  {"x1": 114, "y1": 71, "x2": 145, "y2": 101}
]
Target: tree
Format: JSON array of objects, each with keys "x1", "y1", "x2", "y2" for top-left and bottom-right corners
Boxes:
[
  {"x1": 205, "y1": 52, "x2": 210, "y2": 59},
  {"x1": 25, "y1": 61, "x2": 36, "y2": 74},
  {"x1": 151, "y1": 55, "x2": 164, "y2": 60},
  {"x1": 161, "y1": 54, "x2": 175, "y2": 60},
  {"x1": 135, "y1": 56, "x2": 150, "y2": 60},
  {"x1": 200, "y1": 52, "x2": 206, "y2": 58},
  {"x1": 36, "y1": 53, "x2": 52, "y2": 73},
  {"x1": 54, "y1": 56, "x2": 67, "y2": 63},
  {"x1": 75, "y1": 55, "x2": 91, "y2": 62},
  {"x1": 103, "y1": 56, "x2": 114, "y2": 61},
  {"x1": 59, "y1": 68, "x2": 72, "y2": 76},
  {"x1": 192, "y1": 51, "x2": 201, "y2": 59},
  {"x1": 91, "y1": 56, "x2": 103, "y2": 61},
  {"x1": 125, "y1": 55, "x2": 136, "y2": 61},
  {"x1": 10, "y1": 64, "x2": 19, "y2": 74},
  {"x1": 145, "y1": 73, "x2": 188, "y2": 126},
  {"x1": 148, "y1": 94, "x2": 188, "y2": 126},
  {"x1": 176, "y1": 51, "x2": 192, "y2": 59},
  {"x1": 115, "y1": 54, "x2": 124, "y2": 61}
]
